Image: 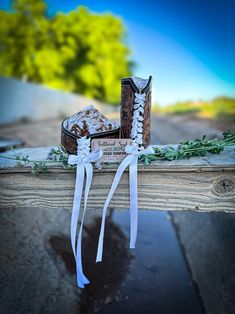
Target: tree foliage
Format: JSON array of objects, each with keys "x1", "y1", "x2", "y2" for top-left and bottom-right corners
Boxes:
[
  {"x1": 154, "y1": 97, "x2": 235, "y2": 120},
  {"x1": 0, "y1": 0, "x2": 132, "y2": 103}
]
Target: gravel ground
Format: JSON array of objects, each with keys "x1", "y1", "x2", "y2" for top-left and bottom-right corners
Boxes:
[
  {"x1": 171, "y1": 212, "x2": 235, "y2": 314},
  {"x1": 0, "y1": 207, "x2": 80, "y2": 313}
]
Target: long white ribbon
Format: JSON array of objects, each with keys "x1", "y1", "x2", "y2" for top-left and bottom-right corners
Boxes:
[
  {"x1": 68, "y1": 147, "x2": 103, "y2": 288},
  {"x1": 96, "y1": 144, "x2": 154, "y2": 262}
]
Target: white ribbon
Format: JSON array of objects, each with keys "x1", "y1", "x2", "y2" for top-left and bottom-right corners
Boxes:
[
  {"x1": 68, "y1": 141, "x2": 103, "y2": 288},
  {"x1": 96, "y1": 144, "x2": 154, "y2": 262}
]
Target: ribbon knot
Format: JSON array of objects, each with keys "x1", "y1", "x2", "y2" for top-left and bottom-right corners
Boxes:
[
  {"x1": 125, "y1": 144, "x2": 154, "y2": 156},
  {"x1": 68, "y1": 138, "x2": 102, "y2": 288},
  {"x1": 96, "y1": 144, "x2": 154, "y2": 263},
  {"x1": 68, "y1": 148, "x2": 103, "y2": 165},
  {"x1": 125, "y1": 145, "x2": 139, "y2": 155}
]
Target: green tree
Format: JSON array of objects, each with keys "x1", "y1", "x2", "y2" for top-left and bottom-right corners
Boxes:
[{"x1": 0, "y1": 0, "x2": 132, "y2": 104}]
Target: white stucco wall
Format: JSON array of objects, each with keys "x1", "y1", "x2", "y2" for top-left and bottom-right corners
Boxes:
[{"x1": 0, "y1": 76, "x2": 116, "y2": 124}]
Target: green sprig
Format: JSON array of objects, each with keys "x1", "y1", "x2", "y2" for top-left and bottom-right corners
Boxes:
[
  {"x1": 139, "y1": 131, "x2": 235, "y2": 165},
  {"x1": 0, "y1": 131, "x2": 234, "y2": 173},
  {"x1": 0, "y1": 146, "x2": 74, "y2": 175}
]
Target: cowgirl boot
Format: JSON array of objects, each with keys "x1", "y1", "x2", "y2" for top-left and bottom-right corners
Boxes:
[{"x1": 120, "y1": 76, "x2": 152, "y2": 150}]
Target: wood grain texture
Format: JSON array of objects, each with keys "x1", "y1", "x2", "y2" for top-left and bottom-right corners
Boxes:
[{"x1": 0, "y1": 146, "x2": 234, "y2": 211}]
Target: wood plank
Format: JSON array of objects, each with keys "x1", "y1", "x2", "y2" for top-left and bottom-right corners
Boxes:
[{"x1": 0, "y1": 146, "x2": 234, "y2": 212}]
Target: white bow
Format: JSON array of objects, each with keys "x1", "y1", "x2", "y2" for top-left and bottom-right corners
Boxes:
[
  {"x1": 68, "y1": 148, "x2": 103, "y2": 165},
  {"x1": 125, "y1": 144, "x2": 154, "y2": 155},
  {"x1": 96, "y1": 144, "x2": 154, "y2": 262},
  {"x1": 68, "y1": 147, "x2": 103, "y2": 288}
]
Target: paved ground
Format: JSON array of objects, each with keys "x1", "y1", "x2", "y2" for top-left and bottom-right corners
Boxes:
[
  {"x1": 151, "y1": 115, "x2": 235, "y2": 314},
  {"x1": 0, "y1": 114, "x2": 234, "y2": 314}
]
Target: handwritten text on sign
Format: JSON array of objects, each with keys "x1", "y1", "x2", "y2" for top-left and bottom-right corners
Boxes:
[{"x1": 91, "y1": 139, "x2": 134, "y2": 162}]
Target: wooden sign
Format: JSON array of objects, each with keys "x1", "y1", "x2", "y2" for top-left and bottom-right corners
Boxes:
[{"x1": 91, "y1": 138, "x2": 134, "y2": 163}]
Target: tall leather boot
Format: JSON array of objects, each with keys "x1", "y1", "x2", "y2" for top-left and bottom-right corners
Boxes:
[{"x1": 120, "y1": 76, "x2": 152, "y2": 150}]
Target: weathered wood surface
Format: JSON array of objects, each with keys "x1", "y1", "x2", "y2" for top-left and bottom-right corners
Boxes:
[{"x1": 0, "y1": 146, "x2": 234, "y2": 212}]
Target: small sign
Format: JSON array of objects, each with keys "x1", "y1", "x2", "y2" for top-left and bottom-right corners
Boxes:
[{"x1": 91, "y1": 138, "x2": 134, "y2": 163}]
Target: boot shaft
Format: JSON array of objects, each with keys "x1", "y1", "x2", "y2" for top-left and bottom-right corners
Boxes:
[{"x1": 120, "y1": 76, "x2": 152, "y2": 149}]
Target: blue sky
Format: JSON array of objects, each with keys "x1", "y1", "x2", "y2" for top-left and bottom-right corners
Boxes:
[{"x1": 1, "y1": 0, "x2": 235, "y2": 104}]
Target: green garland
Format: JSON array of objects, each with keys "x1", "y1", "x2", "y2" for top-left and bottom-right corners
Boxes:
[
  {"x1": 139, "y1": 131, "x2": 235, "y2": 165},
  {"x1": 0, "y1": 131, "x2": 234, "y2": 174}
]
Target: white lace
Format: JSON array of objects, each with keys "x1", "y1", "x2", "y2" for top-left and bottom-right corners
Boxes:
[
  {"x1": 76, "y1": 136, "x2": 90, "y2": 158},
  {"x1": 130, "y1": 91, "x2": 146, "y2": 151}
]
